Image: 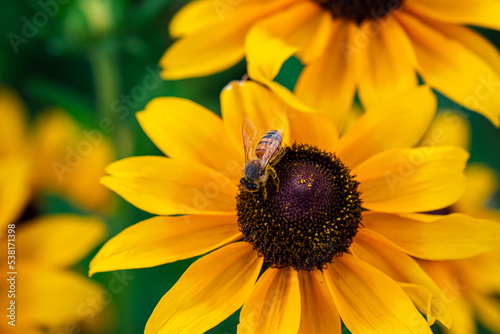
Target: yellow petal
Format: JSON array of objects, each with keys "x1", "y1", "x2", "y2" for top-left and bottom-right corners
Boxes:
[
  {"x1": 362, "y1": 212, "x2": 500, "y2": 260},
  {"x1": 324, "y1": 253, "x2": 432, "y2": 334},
  {"x1": 339, "y1": 103, "x2": 363, "y2": 136},
  {"x1": 89, "y1": 215, "x2": 241, "y2": 275},
  {"x1": 102, "y1": 156, "x2": 237, "y2": 215},
  {"x1": 221, "y1": 80, "x2": 290, "y2": 150},
  {"x1": 245, "y1": 28, "x2": 317, "y2": 114},
  {"x1": 246, "y1": 28, "x2": 297, "y2": 84},
  {"x1": 295, "y1": 19, "x2": 358, "y2": 130},
  {"x1": 239, "y1": 267, "x2": 300, "y2": 334},
  {"x1": 137, "y1": 97, "x2": 242, "y2": 182},
  {"x1": 447, "y1": 299, "x2": 476, "y2": 334},
  {"x1": 246, "y1": 1, "x2": 329, "y2": 79},
  {"x1": 145, "y1": 242, "x2": 262, "y2": 334},
  {"x1": 364, "y1": 147, "x2": 460, "y2": 208},
  {"x1": 406, "y1": 0, "x2": 500, "y2": 30},
  {"x1": 355, "y1": 146, "x2": 468, "y2": 212},
  {"x1": 338, "y1": 86, "x2": 436, "y2": 169},
  {"x1": 351, "y1": 229, "x2": 451, "y2": 327},
  {"x1": 287, "y1": 108, "x2": 339, "y2": 151},
  {"x1": 454, "y1": 164, "x2": 500, "y2": 220},
  {"x1": 297, "y1": 270, "x2": 341, "y2": 334},
  {"x1": 420, "y1": 109, "x2": 471, "y2": 150},
  {"x1": 420, "y1": 17, "x2": 500, "y2": 77},
  {"x1": 19, "y1": 265, "x2": 102, "y2": 328},
  {"x1": 170, "y1": 0, "x2": 222, "y2": 38},
  {"x1": 160, "y1": 26, "x2": 245, "y2": 79},
  {"x1": 417, "y1": 260, "x2": 476, "y2": 334},
  {"x1": 470, "y1": 293, "x2": 500, "y2": 333},
  {"x1": 160, "y1": 0, "x2": 297, "y2": 79},
  {"x1": 18, "y1": 214, "x2": 106, "y2": 267},
  {"x1": 0, "y1": 157, "x2": 31, "y2": 228},
  {"x1": 0, "y1": 87, "x2": 27, "y2": 157},
  {"x1": 357, "y1": 15, "x2": 418, "y2": 107},
  {"x1": 398, "y1": 11, "x2": 500, "y2": 126},
  {"x1": 32, "y1": 109, "x2": 113, "y2": 210}
]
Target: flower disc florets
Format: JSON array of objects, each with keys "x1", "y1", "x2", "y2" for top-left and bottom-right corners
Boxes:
[
  {"x1": 236, "y1": 143, "x2": 362, "y2": 271},
  {"x1": 314, "y1": 0, "x2": 403, "y2": 24}
]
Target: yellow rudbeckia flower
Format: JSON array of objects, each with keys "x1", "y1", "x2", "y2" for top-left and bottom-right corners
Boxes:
[
  {"x1": 91, "y1": 81, "x2": 500, "y2": 333},
  {"x1": 0, "y1": 87, "x2": 114, "y2": 213},
  {"x1": 161, "y1": 0, "x2": 500, "y2": 127},
  {"x1": 418, "y1": 112, "x2": 500, "y2": 334}
]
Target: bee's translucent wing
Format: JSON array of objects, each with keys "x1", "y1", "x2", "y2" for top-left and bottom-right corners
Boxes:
[
  {"x1": 258, "y1": 129, "x2": 284, "y2": 172},
  {"x1": 242, "y1": 117, "x2": 257, "y2": 163}
]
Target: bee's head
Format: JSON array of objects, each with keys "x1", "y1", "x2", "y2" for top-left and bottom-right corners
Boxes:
[{"x1": 240, "y1": 178, "x2": 259, "y2": 192}]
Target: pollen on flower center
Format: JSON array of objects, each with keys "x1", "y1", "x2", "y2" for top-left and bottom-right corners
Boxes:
[
  {"x1": 313, "y1": 0, "x2": 404, "y2": 24},
  {"x1": 236, "y1": 143, "x2": 362, "y2": 271}
]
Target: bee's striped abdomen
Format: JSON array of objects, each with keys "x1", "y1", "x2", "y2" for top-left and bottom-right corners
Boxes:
[{"x1": 255, "y1": 130, "x2": 282, "y2": 161}]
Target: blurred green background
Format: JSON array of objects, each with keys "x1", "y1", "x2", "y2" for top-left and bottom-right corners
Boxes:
[{"x1": 1, "y1": 0, "x2": 499, "y2": 333}]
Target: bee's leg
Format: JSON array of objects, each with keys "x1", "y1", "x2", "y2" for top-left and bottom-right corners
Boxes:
[
  {"x1": 268, "y1": 167, "x2": 280, "y2": 192},
  {"x1": 272, "y1": 149, "x2": 286, "y2": 165},
  {"x1": 262, "y1": 186, "x2": 268, "y2": 201}
]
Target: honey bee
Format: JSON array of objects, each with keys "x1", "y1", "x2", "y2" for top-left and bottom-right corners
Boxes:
[{"x1": 241, "y1": 117, "x2": 284, "y2": 194}]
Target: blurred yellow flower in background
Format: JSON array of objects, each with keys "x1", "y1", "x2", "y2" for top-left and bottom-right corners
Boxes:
[
  {"x1": 0, "y1": 88, "x2": 111, "y2": 333},
  {"x1": 91, "y1": 81, "x2": 500, "y2": 334},
  {"x1": 0, "y1": 87, "x2": 114, "y2": 215},
  {"x1": 418, "y1": 111, "x2": 500, "y2": 334},
  {"x1": 161, "y1": 0, "x2": 500, "y2": 128}
]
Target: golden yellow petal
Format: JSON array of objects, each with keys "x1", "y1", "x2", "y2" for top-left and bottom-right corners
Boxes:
[
  {"x1": 297, "y1": 270, "x2": 341, "y2": 334},
  {"x1": 221, "y1": 80, "x2": 290, "y2": 150},
  {"x1": 18, "y1": 265, "x2": 102, "y2": 328},
  {"x1": 470, "y1": 293, "x2": 500, "y2": 333},
  {"x1": 239, "y1": 267, "x2": 300, "y2": 334},
  {"x1": 338, "y1": 86, "x2": 436, "y2": 169},
  {"x1": 0, "y1": 87, "x2": 28, "y2": 157},
  {"x1": 102, "y1": 156, "x2": 237, "y2": 215},
  {"x1": 407, "y1": 0, "x2": 500, "y2": 30},
  {"x1": 17, "y1": 214, "x2": 106, "y2": 268},
  {"x1": 170, "y1": 0, "x2": 222, "y2": 38},
  {"x1": 398, "y1": 11, "x2": 500, "y2": 126},
  {"x1": 354, "y1": 146, "x2": 468, "y2": 213},
  {"x1": 287, "y1": 108, "x2": 339, "y2": 152},
  {"x1": 0, "y1": 157, "x2": 31, "y2": 228},
  {"x1": 339, "y1": 103, "x2": 363, "y2": 136},
  {"x1": 89, "y1": 215, "x2": 241, "y2": 275},
  {"x1": 145, "y1": 242, "x2": 262, "y2": 334},
  {"x1": 419, "y1": 17, "x2": 500, "y2": 77},
  {"x1": 454, "y1": 164, "x2": 500, "y2": 220},
  {"x1": 357, "y1": 15, "x2": 418, "y2": 107},
  {"x1": 137, "y1": 97, "x2": 242, "y2": 182},
  {"x1": 246, "y1": 1, "x2": 328, "y2": 80},
  {"x1": 324, "y1": 253, "x2": 432, "y2": 334},
  {"x1": 351, "y1": 229, "x2": 451, "y2": 327},
  {"x1": 362, "y1": 212, "x2": 500, "y2": 260},
  {"x1": 295, "y1": 19, "x2": 358, "y2": 130},
  {"x1": 420, "y1": 109, "x2": 471, "y2": 150},
  {"x1": 161, "y1": 0, "x2": 298, "y2": 79}
]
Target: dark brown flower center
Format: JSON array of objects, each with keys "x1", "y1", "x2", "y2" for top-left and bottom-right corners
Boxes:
[
  {"x1": 314, "y1": 0, "x2": 403, "y2": 24},
  {"x1": 236, "y1": 143, "x2": 362, "y2": 271}
]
